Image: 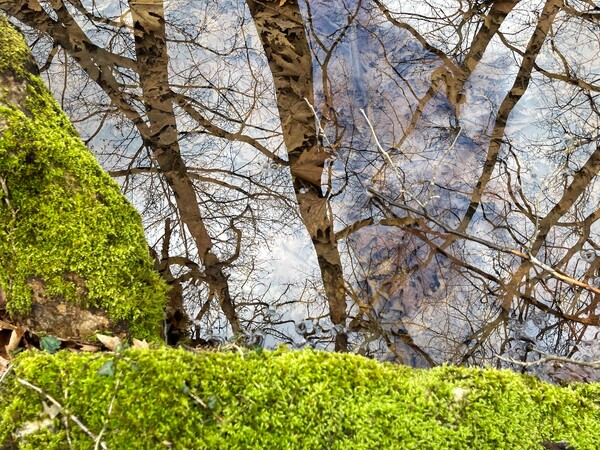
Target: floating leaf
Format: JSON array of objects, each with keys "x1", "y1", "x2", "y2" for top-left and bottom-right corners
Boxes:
[
  {"x1": 266, "y1": 305, "x2": 277, "y2": 318},
  {"x1": 295, "y1": 321, "x2": 307, "y2": 335},
  {"x1": 580, "y1": 249, "x2": 597, "y2": 262},
  {"x1": 40, "y1": 336, "x2": 61, "y2": 354},
  {"x1": 97, "y1": 360, "x2": 115, "y2": 377},
  {"x1": 291, "y1": 149, "x2": 330, "y2": 186}
]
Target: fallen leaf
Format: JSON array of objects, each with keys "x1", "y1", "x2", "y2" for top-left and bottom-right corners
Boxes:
[
  {"x1": 291, "y1": 149, "x2": 331, "y2": 186},
  {"x1": 15, "y1": 418, "x2": 53, "y2": 438},
  {"x1": 132, "y1": 338, "x2": 149, "y2": 349},
  {"x1": 0, "y1": 320, "x2": 16, "y2": 331},
  {"x1": 6, "y1": 327, "x2": 24, "y2": 353},
  {"x1": 452, "y1": 387, "x2": 469, "y2": 402},
  {"x1": 296, "y1": 194, "x2": 329, "y2": 237},
  {"x1": 42, "y1": 401, "x2": 60, "y2": 419},
  {"x1": 79, "y1": 344, "x2": 100, "y2": 352},
  {"x1": 96, "y1": 334, "x2": 122, "y2": 351},
  {"x1": 97, "y1": 360, "x2": 115, "y2": 377},
  {"x1": 40, "y1": 335, "x2": 61, "y2": 354}
]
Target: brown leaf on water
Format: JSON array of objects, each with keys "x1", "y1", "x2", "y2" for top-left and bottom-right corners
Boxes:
[{"x1": 297, "y1": 194, "x2": 329, "y2": 237}]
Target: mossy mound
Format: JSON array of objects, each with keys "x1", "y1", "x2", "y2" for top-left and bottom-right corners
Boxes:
[
  {"x1": 0, "y1": 16, "x2": 168, "y2": 339},
  {"x1": 1, "y1": 348, "x2": 598, "y2": 449}
]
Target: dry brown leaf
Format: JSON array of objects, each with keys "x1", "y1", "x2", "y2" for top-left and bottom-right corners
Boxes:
[
  {"x1": 279, "y1": 0, "x2": 287, "y2": 6},
  {"x1": 79, "y1": 344, "x2": 100, "y2": 352},
  {"x1": 95, "y1": 334, "x2": 122, "y2": 351},
  {"x1": 6, "y1": 327, "x2": 24, "y2": 353},
  {"x1": 0, "y1": 320, "x2": 16, "y2": 331},
  {"x1": 132, "y1": 338, "x2": 149, "y2": 349}
]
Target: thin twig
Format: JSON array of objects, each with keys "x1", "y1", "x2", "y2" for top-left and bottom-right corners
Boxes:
[
  {"x1": 16, "y1": 377, "x2": 108, "y2": 450},
  {"x1": 360, "y1": 109, "x2": 399, "y2": 176},
  {"x1": 0, "y1": 364, "x2": 14, "y2": 384},
  {"x1": 188, "y1": 391, "x2": 223, "y2": 423},
  {"x1": 360, "y1": 109, "x2": 429, "y2": 210},
  {"x1": 304, "y1": 97, "x2": 334, "y2": 149},
  {"x1": 63, "y1": 386, "x2": 72, "y2": 449},
  {"x1": 95, "y1": 377, "x2": 120, "y2": 450},
  {"x1": 427, "y1": 126, "x2": 461, "y2": 205},
  {"x1": 0, "y1": 175, "x2": 18, "y2": 220},
  {"x1": 497, "y1": 347, "x2": 600, "y2": 369}
]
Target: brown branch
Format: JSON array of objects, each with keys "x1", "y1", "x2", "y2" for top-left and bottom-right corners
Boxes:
[
  {"x1": 456, "y1": 0, "x2": 563, "y2": 233},
  {"x1": 369, "y1": 188, "x2": 600, "y2": 297},
  {"x1": 497, "y1": 347, "x2": 600, "y2": 370}
]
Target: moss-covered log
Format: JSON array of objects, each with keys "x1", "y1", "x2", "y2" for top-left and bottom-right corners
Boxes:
[
  {"x1": 0, "y1": 16, "x2": 167, "y2": 340},
  {"x1": 0, "y1": 348, "x2": 598, "y2": 449}
]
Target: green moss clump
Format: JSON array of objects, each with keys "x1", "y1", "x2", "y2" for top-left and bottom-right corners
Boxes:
[
  {"x1": 0, "y1": 16, "x2": 168, "y2": 339},
  {"x1": 1, "y1": 348, "x2": 598, "y2": 449}
]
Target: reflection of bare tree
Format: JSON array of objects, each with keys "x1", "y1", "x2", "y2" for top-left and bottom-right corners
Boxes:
[
  {"x1": 0, "y1": 0, "x2": 285, "y2": 340},
  {"x1": 345, "y1": 0, "x2": 600, "y2": 377},
  {"x1": 2, "y1": 0, "x2": 600, "y2": 380},
  {"x1": 247, "y1": 0, "x2": 349, "y2": 350},
  {"x1": 1, "y1": 0, "x2": 351, "y2": 348}
]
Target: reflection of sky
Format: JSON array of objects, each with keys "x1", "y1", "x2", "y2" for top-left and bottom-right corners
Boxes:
[{"x1": 258, "y1": 233, "x2": 318, "y2": 285}]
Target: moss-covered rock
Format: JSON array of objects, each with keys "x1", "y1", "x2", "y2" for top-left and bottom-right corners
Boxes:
[
  {"x1": 0, "y1": 16, "x2": 168, "y2": 340},
  {"x1": 0, "y1": 348, "x2": 598, "y2": 449}
]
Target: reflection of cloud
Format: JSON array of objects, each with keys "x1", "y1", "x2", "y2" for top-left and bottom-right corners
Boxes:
[{"x1": 259, "y1": 235, "x2": 316, "y2": 284}]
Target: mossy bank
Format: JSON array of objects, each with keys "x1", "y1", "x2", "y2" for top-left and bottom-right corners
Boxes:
[
  {"x1": 1, "y1": 348, "x2": 599, "y2": 449},
  {"x1": 0, "y1": 16, "x2": 167, "y2": 339}
]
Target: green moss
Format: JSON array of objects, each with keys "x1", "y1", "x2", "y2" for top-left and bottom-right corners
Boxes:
[
  {"x1": 0, "y1": 18, "x2": 32, "y2": 76},
  {"x1": 0, "y1": 348, "x2": 598, "y2": 449},
  {"x1": 0, "y1": 16, "x2": 168, "y2": 339}
]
